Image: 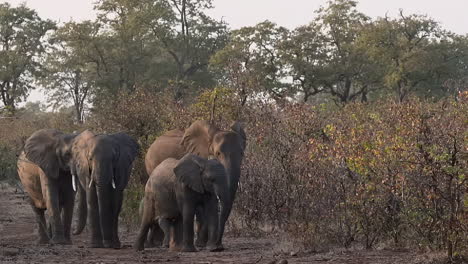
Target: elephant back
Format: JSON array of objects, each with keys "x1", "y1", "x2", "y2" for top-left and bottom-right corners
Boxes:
[{"x1": 145, "y1": 130, "x2": 185, "y2": 177}]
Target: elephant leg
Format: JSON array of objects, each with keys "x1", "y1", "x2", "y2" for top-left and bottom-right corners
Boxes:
[
  {"x1": 158, "y1": 218, "x2": 171, "y2": 248},
  {"x1": 87, "y1": 182, "x2": 103, "y2": 248},
  {"x1": 147, "y1": 222, "x2": 164, "y2": 248},
  {"x1": 31, "y1": 205, "x2": 49, "y2": 244},
  {"x1": 134, "y1": 196, "x2": 154, "y2": 251},
  {"x1": 194, "y1": 207, "x2": 208, "y2": 248},
  {"x1": 45, "y1": 178, "x2": 66, "y2": 244},
  {"x1": 96, "y1": 184, "x2": 114, "y2": 248},
  {"x1": 169, "y1": 218, "x2": 183, "y2": 252},
  {"x1": 111, "y1": 190, "x2": 123, "y2": 249},
  {"x1": 181, "y1": 205, "x2": 197, "y2": 252},
  {"x1": 145, "y1": 225, "x2": 154, "y2": 248},
  {"x1": 60, "y1": 180, "x2": 75, "y2": 244},
  {"x1": 47, "y1": 221, "x2": 52, "y2": 239}
]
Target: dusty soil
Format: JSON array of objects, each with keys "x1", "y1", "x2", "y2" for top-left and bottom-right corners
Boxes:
[{"x1": 0, "y1": 183, "x2": 437, "y2": 264}]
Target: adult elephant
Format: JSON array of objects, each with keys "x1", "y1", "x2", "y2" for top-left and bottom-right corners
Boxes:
[
  {"x1": 71, "y1": 130, "x2": 139, "y2": 248},
  {"x1": 145, "y1": 120, "x2": 246, "y2": 249},
  {"x1": 20, "y1": 129, "x2": 77, "y2": 244}
]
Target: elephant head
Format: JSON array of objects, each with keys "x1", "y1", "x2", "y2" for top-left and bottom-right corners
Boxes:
[
  {"x1": 180, "y1": 120, "x2": 246, "y2": 198},
  {"x1": 174, "y1": 153, "x2": 230, "y2": 244},
  {"x1": 24, "y1": 129, "x2": 77, "y2": 179},
  {"x1": 71, "y1": 130, "x2": 139, "y2": 247},
  {"x1": 71, "y1": 130, "x2": 139, "y2": 190}
]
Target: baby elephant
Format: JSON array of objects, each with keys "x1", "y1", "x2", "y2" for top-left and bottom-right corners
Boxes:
[{"x1": 134, "y1": 153, "x2": 229, "y2": 252}]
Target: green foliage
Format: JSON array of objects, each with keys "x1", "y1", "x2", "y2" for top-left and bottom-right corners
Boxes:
[
  {"x1": 93, "y1": 0, "x2": 228, "y2": 100},
  {"x1": 41, "y1": 21, "x2": 100, "y2": 123},
  {"x1": 358, "y1": 12, "x2": 463, "y2": 102},
  {"x1": 210, "y1": 21, "x2": 289, "y2": 102},
  {"x1": 279, "y1": 22, "x2": 328, "y2": 102},
  {"x1": 191, "y1": 86, "x2": 241, "y2": 122},
  {"x1": 0, "y1": 3, "x2": 56, "y2": 112},
  {"x1": 0, "y1": 144, "x2": 16, "y2": 183}
]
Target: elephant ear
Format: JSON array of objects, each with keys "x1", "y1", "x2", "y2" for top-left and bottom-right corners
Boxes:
[
  {"x1": 180, "y1": 120, "x2": 218, "y2": 158},
  {"x1": 24, "y1": 129, "x2": 63, "y2": 179},
  {"x1": 173, "y1": 153, "x2": 207, "y2": 193},
  {"x1": 110, "y1": 132, "x2": 140, "y2": 190},
  {"x1": 230, "y1": 121, "x2": 247, "y2": 152},
  {"x1": 71, "y1": 130, "x2": 95, "y2": 187}
]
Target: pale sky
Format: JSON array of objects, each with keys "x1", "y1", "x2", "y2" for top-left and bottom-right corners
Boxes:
[
  {"x1": 3, "y1": 0, "x2": 468, "y2": 103},
  {"x1": 4, "y1": 0, "x2": 468, "y2": 34}
]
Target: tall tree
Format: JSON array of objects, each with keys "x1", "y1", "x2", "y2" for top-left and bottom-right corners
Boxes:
[
  {"x1": 0, "y1": 3, "x2": 55, "y2": 113},
  {"x1": 279, "y1": 22, "x2": 329, "y2": 103},
  {"x1": 315, "y1": 0, "x2": 378, "y2": 103},
  {"x1": 95, "y1": 0, "x2": 228, "y2": 100},
  {"x1": 210, "y1": 21, "x2": 289, "y2": 104},
  {"x1": 360, "y1": 12, "x2": 442, "y2": 102},
  {"x1": 41, "y1": 22, "x2": 100, "y2": 123}
]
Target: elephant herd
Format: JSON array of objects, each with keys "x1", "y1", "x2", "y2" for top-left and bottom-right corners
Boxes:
[{"x1": 16, "y1": 120, "x2": 246, "y2": 253}]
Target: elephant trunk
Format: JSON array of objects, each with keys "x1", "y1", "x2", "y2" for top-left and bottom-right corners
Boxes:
[
  {"x1": 95, "y1": 163, "x2": 115, "y2": 248},
  {"x1": 73, "y1": 181, "x2": 87, "y2": 235},
  {"x1": 223, "y1": 157, "x2": 241, "y2": 211},
  {"x1": 214, "y1": 179, "x2": 230, "y2": 247}
]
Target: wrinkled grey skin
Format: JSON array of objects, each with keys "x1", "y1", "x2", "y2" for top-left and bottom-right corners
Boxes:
[
  {"x1": 138, "y1": 199, "x2": 166, "y2": 248},
  {"x1": 70, "y1": 130, "x2": 139, "y2": 249},
  {"x1": 20, "y1": 129, "x2": 77, "y2": 245},
  {"x1": 134, "y1": 154, "x2": 229, "y2": 252},
  {"x1": 145, "y1": 120, "x2": 246, "y2": 249}
]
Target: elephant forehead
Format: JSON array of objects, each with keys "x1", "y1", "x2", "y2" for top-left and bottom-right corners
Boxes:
[
  {"x1": 91, "y1": 136, "x2": 117, "y2": 151},
  {"x1": 205, "y1": 160, "x2": 226, "y2": 174},
  {"x1": 214, "y1": 131, "x2": 241, "y2": 145}
]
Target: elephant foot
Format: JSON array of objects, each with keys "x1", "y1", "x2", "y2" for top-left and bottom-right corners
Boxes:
[
  {"x1": 169, "y1": 244, "x2": 181, "y2": 252},
  {"x1": 134, "y1": 242, "x2": 145, "y2": 252},
  {"x1": 50, "y1": 236, "x2": 67, "y2": 245},
  {"x1": 195, "y1": 239, "x2": 207, "y2": 248},
  {"x1": 64, "y1": 236, "x2": 72, "y2": 245},
  {"x1": 144, "y1": 240, "x2": 157, "y2": 248},
  {"x1": 207, "y1": 244, "x2": 225, "y2": 252},
  {"x1": 180, "y1": 245, "x2": 197, "y2": 252},
  {"x1": 162, "y1": 239, "x2": 169, "y2": 248},
  {"x1": 113, "y1": 240, "x2": 122, "y2": 249},
  {"x1": 103, "y1": 240, "x2": 121, "y2": 249},
  {"x1": 89, "y1": 240, "x2": 104, "y2": 248},
  {"x1": 36, "y1": 237, "x2": 49, "y2": 245}
]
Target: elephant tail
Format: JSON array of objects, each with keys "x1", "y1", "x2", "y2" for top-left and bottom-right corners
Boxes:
[{"x1": 73, "y1": 182, "x2": 87, "y2": 235}]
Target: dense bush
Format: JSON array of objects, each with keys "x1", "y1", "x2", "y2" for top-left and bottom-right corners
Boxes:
[
  {"x1": 0, "y1": 89, "x2": 466, "y2": 260},
  {"x1": 234, "y1": 95, "x2": 467, "y2": 259}
]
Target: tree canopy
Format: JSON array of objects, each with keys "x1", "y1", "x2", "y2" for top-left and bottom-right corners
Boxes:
[
  {"x1": 0, "y1": 0, "x2": 467, "y2": 115},
  {"x1": 0, "y1": 3, "x2": 55, "y2": 113}
]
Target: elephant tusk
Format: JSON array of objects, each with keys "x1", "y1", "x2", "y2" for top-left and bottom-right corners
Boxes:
[
  {"x1": 208, "y1": 155, "x2": 215, "y2": 160},
  {"x1": 88, "y1": 178, "x2": 93, "y2": 188},
  {"x1": 216, "y1": 195, "x2": 221, "y2": 212},
  {"x1": 72, "y1": 174, "x2": 77, "y2": 192},
  {"x1": 112, "y1": 177, "x2": 116, "y2": 189}
]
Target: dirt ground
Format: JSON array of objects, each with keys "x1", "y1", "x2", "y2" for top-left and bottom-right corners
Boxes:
[{"x1": 0, "y1": 183, "x2": 441, "y2": 264}]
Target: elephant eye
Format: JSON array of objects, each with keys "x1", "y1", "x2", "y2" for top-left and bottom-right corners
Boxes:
[{"x1": 216, "y1": 151, "x2": 220, "y2": 157}]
